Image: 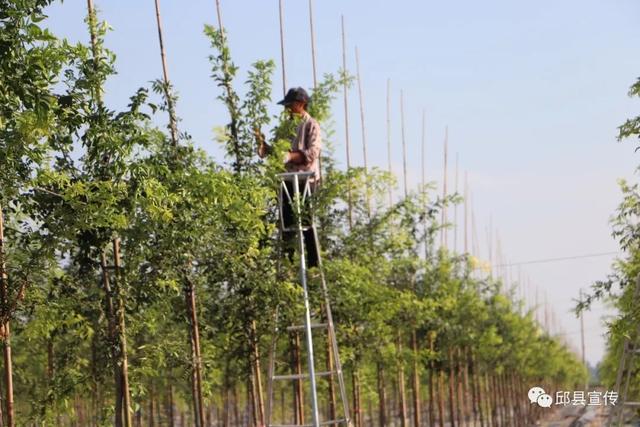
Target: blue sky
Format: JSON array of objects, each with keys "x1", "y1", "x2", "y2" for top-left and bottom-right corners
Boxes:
[{"x1": 44, "y1": 0, "x2": 640, "y2": 366}]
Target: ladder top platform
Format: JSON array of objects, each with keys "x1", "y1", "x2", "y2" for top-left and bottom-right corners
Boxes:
[{"x1": 277, "y1": 171, "x2": 315, "y2": 181}]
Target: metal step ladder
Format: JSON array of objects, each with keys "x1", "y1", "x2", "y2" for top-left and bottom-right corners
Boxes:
[
  {"x1": 265, "y1": 172, "x2": 351, "y2": 427},
  {"x1": 606, "y1": 274, "x2": 640, "y2": 427}
]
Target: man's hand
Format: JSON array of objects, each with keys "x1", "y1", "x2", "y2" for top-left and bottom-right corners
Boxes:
[{"x1": 254, "y1": 127, "x2": 270, "y2": 158}]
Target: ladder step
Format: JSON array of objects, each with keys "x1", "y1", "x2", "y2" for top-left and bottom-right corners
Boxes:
[
  {"x1": 270, "y1": 418, "x2": 347, "y2": 427},
  {"x1": 281, "y1": 226, "x2": 314, "y2": 232},
  {"x1": 272, "y1": 370, "x2": 335, "y2": 381},
  {"x1": 287, "y1": 323, "x2": 328, "y2": 332}
]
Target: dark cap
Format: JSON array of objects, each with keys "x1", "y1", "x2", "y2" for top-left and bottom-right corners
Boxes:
[{"x1": 277, "y1": 87, "x2": 310, "y2": 106}]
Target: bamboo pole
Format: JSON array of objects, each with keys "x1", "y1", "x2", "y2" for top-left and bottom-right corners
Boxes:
[
  {"x1": 308, "y1": 0, "x2": 321, "y2": 180},
  {"x1": 453, "y1": 153, "x2": 459, "y2": 253},
  {"x1": 278, "y1": 0, "x2": 287, "y2": 96},
  {"x1": 355, "y1": 46, "x2": 371, "y2": 217},
  {"x1": 387, "y1": 79, "x2": 393, "y2": 206},
  {"x1": 421, "y1": 110, "x2": 429, "y2": 262},
  {"x1": 440, "y1": 127, "x2": 448, "y2": 249},
  {"x1": 341, "y1": 15, "x2": 353, "y2": 229},
  {"x1": 400, "y1": 90, "x2": 408, "y2": 198},
  {"x1": 308, "y1": 0, "x2": 318, "y2": 89},
  {"x1": 464, "y1": 172, "x2": 468, "y2": 255},
  {"x1": 421, "y1": 110, "x2": 426, "y2": 195},
  {"x1": 471, "y1": 193, "x2": 479, "y2": 259},
  {"x1": 0, "y1": 205, "x2": 14, "y2": 427},
  {"x1": 153, "y1": 0, "x2": 179, "y2": 147},
  {"x1": 86, "y1": 0, "x2": 102, "y2": 105}
]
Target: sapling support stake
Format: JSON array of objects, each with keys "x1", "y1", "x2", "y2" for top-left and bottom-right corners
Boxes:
[
  {"x1": 278, "y1": 0, "x2": 287, "y2": 96},
  {"x1": 386, "y1": 79, "x2": 393, "y2": 206},
  {"x1": 341, "y1": 15, "x2": 353, "y2": 230},
  {"x1": 400, "y1": 90, "x2": 408, "y2": 199},
  {"x1": 153, "y1": 0, "x2": 179, "y2": 147}
]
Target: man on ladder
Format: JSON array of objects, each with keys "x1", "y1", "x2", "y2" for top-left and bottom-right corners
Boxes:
[
  {"x1": 256, "y1": 88, "x2": 351, "y2": 427},
  {"x1": 257, "y1": 86, "x2": 322, "y2": 267}
]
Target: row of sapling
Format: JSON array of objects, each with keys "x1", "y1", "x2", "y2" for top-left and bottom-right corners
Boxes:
[{"x1": 0, "y1": 1, "x2": 588, "y2": 426}]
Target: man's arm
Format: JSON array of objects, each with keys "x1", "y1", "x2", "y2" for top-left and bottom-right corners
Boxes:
[{"x1": 286, "y1": 151, "x2": 305, "y2": 164}]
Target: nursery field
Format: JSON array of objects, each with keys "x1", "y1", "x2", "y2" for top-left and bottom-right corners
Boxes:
[{"x1": 1, "y1": 1, "x2": 639, "y2": 426}]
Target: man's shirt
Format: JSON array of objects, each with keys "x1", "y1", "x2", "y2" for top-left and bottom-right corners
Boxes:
[{"x1": 286, "y1": 111, "x2": 322, "y2": 181}]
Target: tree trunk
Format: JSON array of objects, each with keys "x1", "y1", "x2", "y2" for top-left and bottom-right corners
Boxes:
[
  {"x1": 293, "y1": 332, "x2": 304, "y2": 425},
  {"x1": 352, "y1": 367, "x2": 361, "y2": 427},
  {"x1": 428, "y1": 334, "x2": 435, "y2": 427},
  {"x1": 327, "y1": 332, "x2": 337, "y2": 426},
  {"x1": 248, "y1": 377, "x2": 257, "y2": 427},
  {"x1": 100, "y1": 251, "x2": 122, "y2": 427},
  {"x1": 437, "y1": 370, "x2": 445, "y2": 427},
  {"x1": 112, "y1": 239, "x2": 133, "y2": 427},
  {"x1": 0, "y1": 207, "x2": 15, "y2": 427},
  {"x1": 149, "y1": 392, "x2": 155, "y2": 427},
  {"x1": 233, "y1": 383, "x2": 240, "y2": 427},
  {"x1": 455, "y1": 348, "x2": 464, "y2": 427},
  {"x1": 396, "y1": 333, "x2": 408, "y2": 427},
  {"x1": 167, "y1": 385, "x2": 175, "y2": 427},
  {"x1": 411, "y1": 330, "x2": 421, "y2": 427},
  {"x1": 184, "y1": 276, "x2": 205, "y2": 427},
  {"x1": 280, "y1": 387, "x2": 285, "y2": 423},
  {"x1": 222, "y1": 375, "x2": 229, "y2": 427},
  {"x1": 250, "y1": 320, "x2": 265, "y2": 427},
  {"x1": 489, "y1": 374, "x2": 498, "y2": 427},
  {"x1": 376, "y1": 361, "x2": 387, "y2": 427},
  {"x1": 469, "y1": 352, "x2": 480, "y2": 427},
  {"x1": 447, "y1": 348, "x2": 456, "y2": 427}
]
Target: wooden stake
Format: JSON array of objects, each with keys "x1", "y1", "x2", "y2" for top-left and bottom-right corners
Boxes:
[
  {"x1": 421, "y1": 109, "x2": 429, "y2": 262},
  {"x1": 441, "y1": 127, "x2": 448, "y2": 249},
  {"x1": 153, "y1": 0, "x2": 179, "y2": 147},
  {"x1": 421, "y1": 109, "x2": 426, "y2": 199},
  {"x1": 471, "y1": 193, "x2": 479, "y2": 257},
  {"x1": 386, "y1": 79, "x2": 393, "y2": 206},
  {"x1": 464, "y1": 172, "x2": 468, "y2": 254},
  {"x1": 86, "y1": 0, "x2": 102, "y2": 104},
  {"x1": 400, "y1": 90, "x2": 408, "y2": 199},
  {"x1": 454, "y1": 153, "x2": 459, "y2": 253},
  {"x1": 0, "y1": 205, "x2": 14, "y2": 427},
  {"x1": 341, "y1": 16, "x2": 353, "y2": 229},
  {"x1": 278, "y1": 0, "x2": 287, "y2": 96},
  {"x1": 355, "y1": 46, "x2": 371, "y2": 217},
  {"x1": 308, "y1": 0, "x2": 318, "y2": 89}
]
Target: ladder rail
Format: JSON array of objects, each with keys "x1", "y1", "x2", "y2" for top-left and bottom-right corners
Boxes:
[
  {"x1": 310, "y1": 211, "x2": 351, "y2": 426},
  {"x1": 293, "y1": 173, "x2": 321, "y2": 427},
  {"x1": 268, "y1": 172, "x2": 351, "y2": 427}
]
